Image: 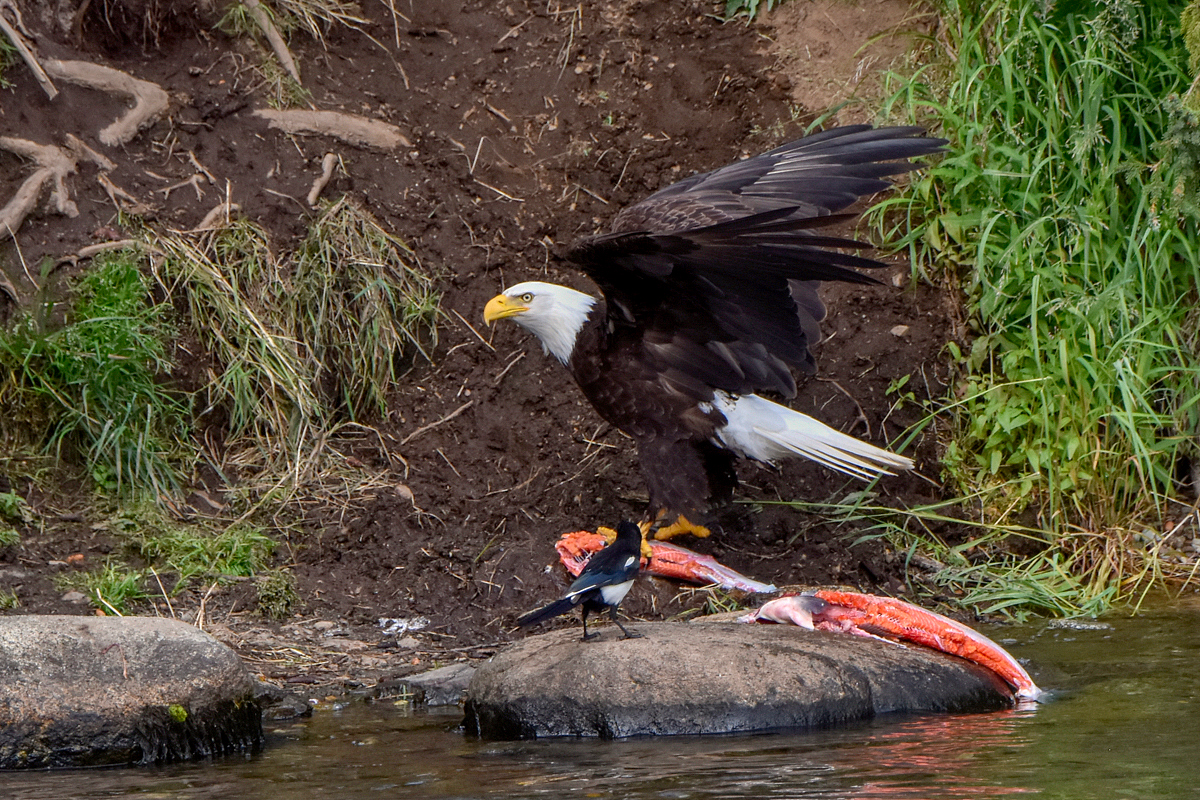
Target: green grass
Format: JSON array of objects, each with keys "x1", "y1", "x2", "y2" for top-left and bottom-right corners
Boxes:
[
  {"x1": 0, "y1": 36, "x2": 15, "y2": 89},
  {"x1": 0, "y1": 490, "x2": 31, "y2": 547},
  {"x1": 0, "y1": 250, "x2": 188, "y2": 496},
  {"x1": 151, "y1": 201, "x2": 439, "y2": 488},
  {"x1": 56, "y1": 561, "x2": 149, "y2": 616},
  {"x1": 861, "y1": 0, "x2": 1200, "y2": 615},
  {"x1": 289, "y1": 198, "x2": 440, "y2": 419},
  {"x1": 0, "y1": 588, "x2": 18, "y2": 609},
  {"x1": 256, "y1": 568, "x2": 299, "y2": 620},
  {"x1": 132, "y1": 522, "x2": 276, "y2": 588},
  {"x1": 65, "y1": 508, "x2": 283, "y2": 615}
]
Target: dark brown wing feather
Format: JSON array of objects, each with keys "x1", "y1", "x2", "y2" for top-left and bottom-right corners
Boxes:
[{"x1": 566, "y1": 125, "x2": 945, "y2": 399}]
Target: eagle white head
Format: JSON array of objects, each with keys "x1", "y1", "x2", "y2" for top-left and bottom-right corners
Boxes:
[{"x1": 483, "y1": 281, "x2": 597, "y2": 365}]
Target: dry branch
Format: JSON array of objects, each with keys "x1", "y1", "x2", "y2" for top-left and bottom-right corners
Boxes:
[
  {"x1": 254, "y1": 108, "x2": 412, "y2": 150},
  {"x1": 0, "y1": 137, "x2": 78, "y2": 240},
  {"x1": 400, "y1": 401, "x2": 474, "y2": 447},
  {"x1": 43, "y1": 59, "x2": 169, "y2": 146}
]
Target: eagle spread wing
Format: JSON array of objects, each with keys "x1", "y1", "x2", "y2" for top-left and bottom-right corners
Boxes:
[{"x1": 567, "y1": 125, "x2": 944, "y2": 397}]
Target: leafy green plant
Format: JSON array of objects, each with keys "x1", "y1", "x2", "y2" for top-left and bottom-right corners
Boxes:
[
  {"x1": 134, "y1": 523, "x2": 276, "y2": 589},
  {"x1": 57, "y1": 561, "x2": 148, "y2": 616},
  {"x1": 724, "y1": 0, "x2": 785, "y2": 21},
  {"x1": 0, "y1": 249, "x2": 187, "y2": 496},
  {"x1": 0, "y1": 588, "x2": 19, "y2": 609},
  {"x1": 0, "y1": 490, "x2": 31, "y2": 547},
  {"x1": 871, "y1": 1, "x2": 1199, "y2": 555}
]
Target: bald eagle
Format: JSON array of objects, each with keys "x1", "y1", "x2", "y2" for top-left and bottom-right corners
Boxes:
[{"x1": 484, "y1": 125, "x2": 944, "y2": 538}]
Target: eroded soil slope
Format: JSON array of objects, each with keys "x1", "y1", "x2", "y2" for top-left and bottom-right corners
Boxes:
[{"x1": 0, "y1": 0, "x2": 956, "y2": 689}]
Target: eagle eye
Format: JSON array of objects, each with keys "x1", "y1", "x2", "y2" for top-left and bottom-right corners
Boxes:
[{"x1": 519, "y1": 292, "x2": 533, "y2": 303}]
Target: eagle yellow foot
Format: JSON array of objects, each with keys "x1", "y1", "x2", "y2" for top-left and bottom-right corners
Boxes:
[
  {"x1": 598, "y1": 524, "x2": 656, "y2": 560},
  {"x1": 651, "y1": 515, "x2": 711, "y2": 542}
]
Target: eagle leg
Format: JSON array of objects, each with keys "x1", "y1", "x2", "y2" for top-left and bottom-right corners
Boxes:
[{"x1": 599, "y1": 522, "x2": 656, "y2": 560}]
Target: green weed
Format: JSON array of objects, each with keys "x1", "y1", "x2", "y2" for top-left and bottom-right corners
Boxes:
[
  {"x1": 57, "y1": 561, "x2": 148, "y2": 616},
  {"x1": 863, "y1": 0, "x2": 1200, "y2": 612},
  {"x1": 0, "y1": 249, "x2": 187, "y2": 496},
  {"x1": 0, "y1": 490, "x2": 31, "y2": 547},
  {"x1": 133, "y1": 523, "x2": 276, "y2": 589},
  {"x1": 724, "y1": 0, "x2": 784, "y2": 22},
  {"x1": 0, "y1": 588, "x2": 18, "y2": 609},
  {"x1": 0, "y1": 35, "x2": 15, "y2": 89},
  {"x1": 256, "y1": 568, "x2": 299, "y2": 619}
]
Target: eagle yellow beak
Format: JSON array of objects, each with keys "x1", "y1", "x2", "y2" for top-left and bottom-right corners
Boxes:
[{"x1": 483, "y1": 293, "x2": 528, "y2": 324}]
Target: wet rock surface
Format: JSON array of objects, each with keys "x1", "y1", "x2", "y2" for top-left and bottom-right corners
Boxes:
[
  {"x1": 0, "y1": 616, "x2": 262, "y2": 769},
  {"x1": 464, "y1": 622, "x2": 1013, "y2": 739}
]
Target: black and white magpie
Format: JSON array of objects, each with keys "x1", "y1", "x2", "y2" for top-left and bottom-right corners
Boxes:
[{"x1": 517, "y1": 520, "x2": 643, "y2": 641}]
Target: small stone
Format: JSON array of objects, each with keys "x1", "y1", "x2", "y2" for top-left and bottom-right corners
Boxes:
[
  {"x1": 61, "y1": 591, "x2": 87, "y2": 603},
  {"x1": 312, "y1": 620, "x2": 337, "y2": 631},
  {"x1": 890, "y1": 325, "x2": 910, "y2": 337}
]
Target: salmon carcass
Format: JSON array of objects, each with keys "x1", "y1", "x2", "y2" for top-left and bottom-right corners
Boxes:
[
  {"x1": 739, "y1": 591, "x2": 1042, "y2": 702},
  {"x1": 555, "y1": 530, "x2": 777, "y2": 594}
]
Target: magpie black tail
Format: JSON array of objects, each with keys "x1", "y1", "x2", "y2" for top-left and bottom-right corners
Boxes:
[{"x1": 517, "y1": 597, "x2": 576, "y2": 628}]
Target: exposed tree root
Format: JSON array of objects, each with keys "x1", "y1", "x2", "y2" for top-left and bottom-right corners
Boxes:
[
  {"x1": 254, "y1": 109, "x2": 412, "y2": 150},
  {"x1": 159, "y1": 174, "x2": 209, "y2": 200},
  {"x1": 192, "y1": 202, "x2": 242, "y2": 231},
  {"x1": 43, "y1": 59, "x2": 169, "y2": 147},
  {"x1": 96, "y1": 173, "x2": 151, "y2": 216},
  {"x1": 0, "y1": 0, "x2": 57, "y2": 99},
  {"x1": 0, "y1": 137, "x2": 78, "y2": 240},
  {"x1": 307, "y1": 153, "x2": 339, "y2": 206},
  {"x1": 65, "y1": 134, "x2": 117, "y2": 171},
  {"x1": 244, "y1": 0, "x2": 302, "y2": 85}
]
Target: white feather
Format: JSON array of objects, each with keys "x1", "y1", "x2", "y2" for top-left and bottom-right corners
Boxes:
[
  {"x1": 710, "y1": 391, "x2": 912, "y2": 479},
  {"x1": 599, "y1": 580, "x2": 633, "y2": 605}
]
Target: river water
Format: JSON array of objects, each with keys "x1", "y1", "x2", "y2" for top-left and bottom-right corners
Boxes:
[{"x1": 2, "y1": 603, "x2": 1198, "y2": 799}]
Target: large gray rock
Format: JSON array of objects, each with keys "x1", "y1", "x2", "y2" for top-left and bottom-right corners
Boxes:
[
  {"x1": 0, "y1": 616, "x2": 263, "y2": 769},
  {"x1": 464, "y1": 622, "x2": 1012, "y2": 738}
]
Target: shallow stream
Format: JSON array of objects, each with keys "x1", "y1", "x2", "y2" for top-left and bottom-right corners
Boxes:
[{"x1": 2, "y1": 604, "x2": 1198, "y2": 799}]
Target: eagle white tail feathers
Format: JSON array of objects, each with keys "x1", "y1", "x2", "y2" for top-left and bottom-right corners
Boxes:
[{"x1": 711, "y1": 392, "x2": 913, "y2": 480}]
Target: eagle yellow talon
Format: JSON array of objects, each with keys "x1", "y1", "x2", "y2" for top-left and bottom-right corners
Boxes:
[{"x1": 653, "y1": 515, "x2": 711, "y2": 541}]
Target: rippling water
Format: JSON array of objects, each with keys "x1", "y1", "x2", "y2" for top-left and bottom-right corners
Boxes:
[{"x1": 3, "y1": 604, "x2": 1198, "y2": 799}]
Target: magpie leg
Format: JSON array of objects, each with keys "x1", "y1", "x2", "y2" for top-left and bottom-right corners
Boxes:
[
  {"x1": 581, "y1": 608, "x2": 599, "y2": 641},
  {"x1": 610, "y1": 605, "x2": 642, "y2": 639}
]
